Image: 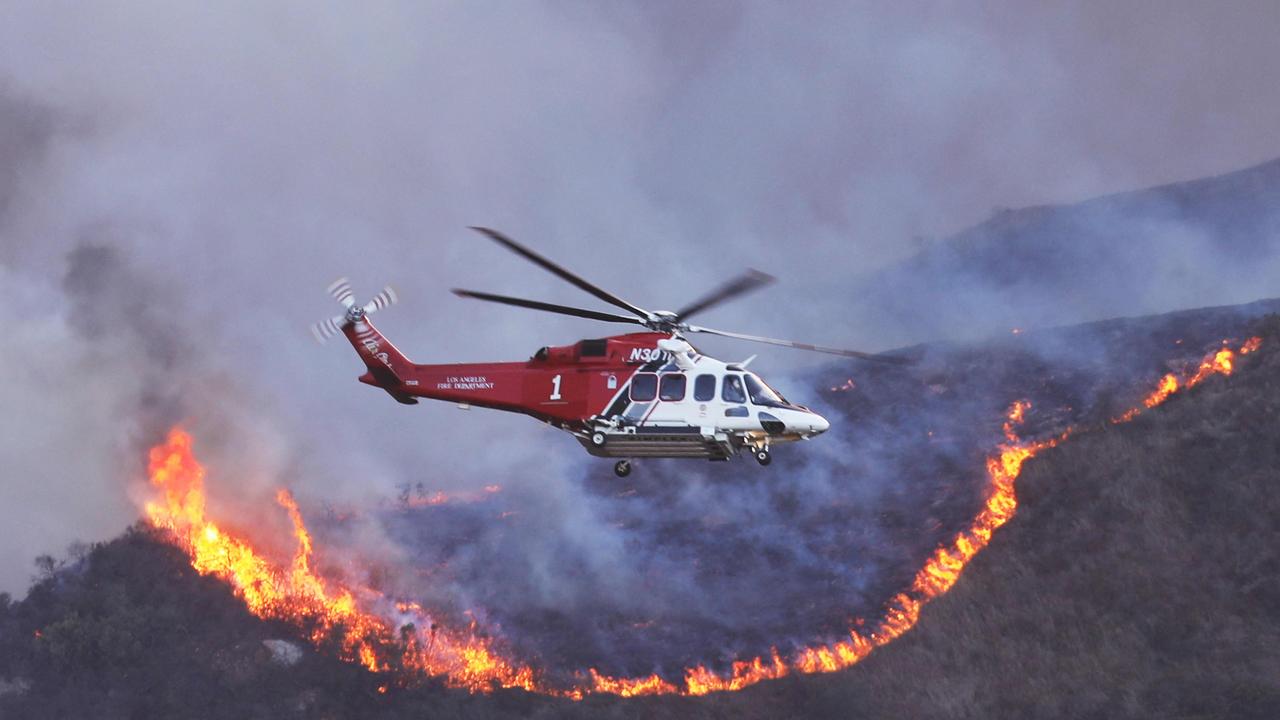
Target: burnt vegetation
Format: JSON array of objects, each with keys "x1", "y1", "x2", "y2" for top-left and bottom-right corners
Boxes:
[
  {"x1": 350, "y1": 297, "x2": 1280, "y2": 684},
  {"x1": 2, "y1": 312, "x2": 1278, "y2": 719}
]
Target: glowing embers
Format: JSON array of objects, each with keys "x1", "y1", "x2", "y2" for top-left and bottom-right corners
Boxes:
[{"x1": 397, "y1": 484, "x2": 502, "y2": 509}]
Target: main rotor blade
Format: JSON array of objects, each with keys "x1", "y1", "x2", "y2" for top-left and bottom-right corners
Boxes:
[
  {"x1": 468, "y1": 226, "x2": 650, "y2": 319},
  {"x1": 452, "y1": 289, "x2": 646, "y2": 325},
  {"x1": 674, "y1": 269, "x2": 775, "y2": 321},
  {"x1": 686, "y1": 325, "x2": 916, "y2": 365}
]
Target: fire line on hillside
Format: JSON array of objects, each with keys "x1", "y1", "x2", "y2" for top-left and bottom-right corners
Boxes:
[{"x1": 142, "y1": 337, "x2": 1262, "y2": 697}]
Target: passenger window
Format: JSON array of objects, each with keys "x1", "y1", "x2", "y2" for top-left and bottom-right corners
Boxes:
[
  {"x1": 722, "y1": 374, "x2": 746, "y2": 403},
  {"x1": 693, "y1": 374, "x2": 716, "y2": 401},
  {"x1": 630, "y1": 373, "x2": 657, "y2": 402},
  {"x1": 659, "y1": 374, "x2": 686, "y2": 401}
]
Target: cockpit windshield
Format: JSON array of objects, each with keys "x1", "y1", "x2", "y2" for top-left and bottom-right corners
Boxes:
[{"x1": 744, "y1": 373, "x2": 793, "y2": 409}]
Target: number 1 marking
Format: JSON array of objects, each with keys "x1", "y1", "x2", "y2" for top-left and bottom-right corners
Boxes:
[{"x1": 550, "y1": 374, "x2": 562, "y2": 400}]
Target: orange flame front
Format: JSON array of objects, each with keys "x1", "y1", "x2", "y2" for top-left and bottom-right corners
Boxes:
[
  {"x1": 1111, "y1": 340, "x2": 1255, "y2": 424},
  {"x1": 143, "y1": 336, "x2": 1262, "y2": 697},
  {"x1": 144, "y1": 428, "x2": 537, "y2": 692}
]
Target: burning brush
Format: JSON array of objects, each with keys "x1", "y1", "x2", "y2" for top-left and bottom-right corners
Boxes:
[{"x1": 141, "y1": 336, "x2": 1261, "y2": 697}]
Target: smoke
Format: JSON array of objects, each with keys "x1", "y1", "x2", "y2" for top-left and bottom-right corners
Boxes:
[
  {"x1": 310, "y1": 299, "x2": 1278, "y2": 680},
  {"x1": 1, "y1": 1, "x2": 1279, "y2": 681},
  {"x1": 846, "y1": 167, "x2": 1280, "y2": 347}
]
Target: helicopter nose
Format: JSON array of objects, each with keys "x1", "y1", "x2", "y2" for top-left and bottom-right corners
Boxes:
[{"x1": 810, "y1": 413, "x2": 830, "y2": 435}]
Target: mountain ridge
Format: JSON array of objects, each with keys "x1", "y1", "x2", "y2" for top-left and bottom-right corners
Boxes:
[{"x1": 854, "y1": 156, "x2": 1280, "y2": 346}]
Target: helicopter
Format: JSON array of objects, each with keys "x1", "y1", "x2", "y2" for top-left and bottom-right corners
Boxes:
[{"x1": 313, "y1": 227, "x2": 912, "y2": 477}]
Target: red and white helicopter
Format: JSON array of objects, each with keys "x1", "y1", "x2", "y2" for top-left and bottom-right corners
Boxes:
[{"x1": 313, "y1": 228, "x2": 911, "y2": 477}]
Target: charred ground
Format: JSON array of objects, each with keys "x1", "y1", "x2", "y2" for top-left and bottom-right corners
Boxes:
[{"x1": 2, "y1": 306, "x2": 1278, "y2": 718}]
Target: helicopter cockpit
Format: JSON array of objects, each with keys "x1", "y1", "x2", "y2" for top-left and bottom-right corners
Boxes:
[{"x1": 743, "y1": 372, "x2": 802, "y2": 410}]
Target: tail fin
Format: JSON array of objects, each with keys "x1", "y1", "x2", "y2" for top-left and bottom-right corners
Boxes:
[{"x1": 343, "y1": 317, "x2": 414, "y2": 387}]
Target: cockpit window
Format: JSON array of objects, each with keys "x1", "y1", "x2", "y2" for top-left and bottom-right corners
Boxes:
[
  {"x1": 722, "y1": 374, "x2": 746, "y2": 403},
  {"x1": 744, "y1": 373, "x2": 791, "y2": 409},
  {"x1": 532, "y1": 347, "x2": 549, "y2": 361}
]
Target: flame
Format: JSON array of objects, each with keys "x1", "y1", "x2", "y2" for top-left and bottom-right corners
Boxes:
[
  {"x1": 1111, "y1": 338, "x2": 1258, "y2": 424},
  {"x1": 143, "y1": 336, "x2": 1262, "y2": 698},
  {"x1": 582, "y1": 398, "x2": 1066, "y2": 695},
  {"x1": 144, "y1": 428, "x2": 539, "y2": 692},
  {"x1": 583, "y1": 337, "x2": 1261, "y2": 695},
  {"x1": 399, "y1": 484, "x2": 503, "y2": 509}
]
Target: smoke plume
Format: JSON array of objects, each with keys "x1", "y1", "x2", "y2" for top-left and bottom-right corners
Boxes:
[{"x1": 1, "y1": 2, "x2": 1279, "y2": 681}]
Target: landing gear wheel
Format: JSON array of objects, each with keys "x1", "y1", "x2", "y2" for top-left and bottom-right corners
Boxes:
[
  {"x1": 614, "y1": 460, "x2": 632, "y2": 478},
  {"x1": 754, "y1": 449, "x2": 772, "y2": 466},
  {"x1": 591, "y1": 431, "x2": 608, "y2": 448}
]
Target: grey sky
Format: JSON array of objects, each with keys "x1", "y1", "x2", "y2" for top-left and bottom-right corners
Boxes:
[{"x1": 2, "y1": 1, "x2": 1279, "y2": 595}]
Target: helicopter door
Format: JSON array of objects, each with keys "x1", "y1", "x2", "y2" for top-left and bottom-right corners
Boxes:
[
  {"x1": 693, "y1": 374, "x2": 716, "y2": 402},
  {"x1": 658, "y1": 374, "x2": 686, "y2": 402},
  {"x1": 722, "y1": 374, "x2": 747, "y2": 404},
  {"x1": 720, "y1": 373, "x2": 751, "y2": 423},
  {"x1": 692, "y1": 373, "x2": 716, "y2": 423},
  {"x1": 641, "y1": 372, "x2": 691, "y2": 426}
]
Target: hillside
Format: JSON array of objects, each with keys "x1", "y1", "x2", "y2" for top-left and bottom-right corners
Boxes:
[
  {"x1": 1, "y1": 310, "x2": 1277, "y2": 719},
  {"x1": 692, "y1": 311, "x2": 1280, "y2": 719},
  {"x1": 855, "y1": 157, "x2": 1280, "y2": 345}
]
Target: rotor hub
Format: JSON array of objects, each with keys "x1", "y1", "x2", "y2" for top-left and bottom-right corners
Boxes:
[{"x1": 643, "y1": 311, "x2": 684, "y2": 333}]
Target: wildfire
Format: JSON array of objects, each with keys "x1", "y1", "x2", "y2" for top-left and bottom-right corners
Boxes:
[
  {"x1": 577, "y1": 397, "x2": 1066, "y2": 696},
  {"x1": 144, "y1": 428, "x2": 538, "y2": 692},
  {"x1": 1111, "y1": 339, "x2": 1258, "y2": 423},
  {"x1": 583, "y1": 336, "x2": 1262, "y2": 695},
  {"x1": 398, "y1": 484, "x2": 503, "y2": 509},
  {"x1": 142, "y1": 335, "x2": 1263, "y2": 698}
]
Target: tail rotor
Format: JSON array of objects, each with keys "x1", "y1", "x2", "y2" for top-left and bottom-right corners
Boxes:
[
  {"x1": 328, "y1": 277, "x2": 356, "y2": 308},
  {"x1": 311, "y1": 277, "x2": 399, "y2": 344},
  {"x1": 364, "y1": 286, "x2": 399, "y2": 313}
]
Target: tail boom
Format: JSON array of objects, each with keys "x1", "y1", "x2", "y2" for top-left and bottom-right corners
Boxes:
[{"x1": 342, "y1": 318, "x2": 541, "y2": 415}]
